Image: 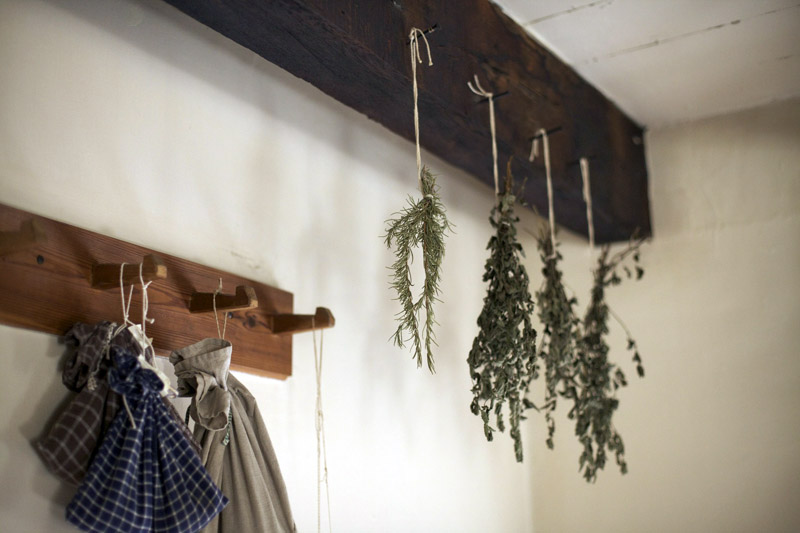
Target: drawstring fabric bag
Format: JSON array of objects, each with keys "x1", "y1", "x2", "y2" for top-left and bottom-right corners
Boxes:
[
  {"x1": 36, "y1": 321, "x2": 199, "y2": 486},
  {"x1": 36, "y1": 321, "x2": 123, "y2": 486},
  {"x1": 66, "y1": 345, "x2": 227, "y2": 533},
  {"x1": 170, "y1": 338, "x2": 296, "y2": 533}
]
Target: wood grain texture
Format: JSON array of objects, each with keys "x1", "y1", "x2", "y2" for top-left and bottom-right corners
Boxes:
[
  {"x1": 0, "y1": 218, "x2": 46, "y2": 256},
  {"x1": 270, "y1": 307, "x2": 335, "y2": 335},
  {"x1": 189, "y1": 285, "x2": 258, "y2": 314},
  {"x1": 161, "y1": 0, "x2": 651, "y2": 243},
  {"x1": 0, "y1": 204, "x2": 294, "y2": 379},
  {"x1": 91, "y1": 254, "x2": 167, "y2": 289}
]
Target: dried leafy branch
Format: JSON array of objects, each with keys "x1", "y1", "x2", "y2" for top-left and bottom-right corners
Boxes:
[
  {"x1": 468, "y1": 165, "x2": 538, "y2": 462},
  {"x1": 534, "y1": 227, "x2": 580, "y2": 450},
  {"x1": 385, "y1": 166, "x2": 452, "y2": 372},
  {"x1": 570, "y1": 237, "x2": 646, "y2": 482}
]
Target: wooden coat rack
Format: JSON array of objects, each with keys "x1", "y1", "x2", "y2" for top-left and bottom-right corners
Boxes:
[{"x1": 0, "y1": 203, "x2": 334, "y2": 379}]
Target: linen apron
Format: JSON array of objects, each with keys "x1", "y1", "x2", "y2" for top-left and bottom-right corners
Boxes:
[{"x1": 170, "y1": 339, "x2": 296, "y2": 533}]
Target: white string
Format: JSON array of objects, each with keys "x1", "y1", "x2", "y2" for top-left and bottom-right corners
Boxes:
[
  {"x1": 116, "y1": 260, "x2": 174, "y2": 426},
  {"x1": 119, "y1": 263, "x2": 135, "y2": 328},
  {"x1": 409, "y1": 28, "x2": 433, "y2": 191},
  {"x1": 138, "y1": 262, "x2": 154, "y2": 337},
  {"x1": 580, "y1": 157, "x2": 595, "y2": 250},
  {"x1": 531, "y1": 129, "x2": 557, "y2": 257},
  {"x1": 212, "y1": 278, "x2": 228, "y2": 340},
  {"x1": 118, "y1": 262, "x2": 137, "y2": 428},
  {"x1": 467, "y1": 76, "x2": 499, "y2": 204},
  {"x1": 312, "y1": 320, "x2": 332, "y2": 533}
]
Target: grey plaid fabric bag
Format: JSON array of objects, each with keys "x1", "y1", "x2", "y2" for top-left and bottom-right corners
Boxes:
[{"x1": 36, "y1": 321, "x2": 199, "y2": 486}]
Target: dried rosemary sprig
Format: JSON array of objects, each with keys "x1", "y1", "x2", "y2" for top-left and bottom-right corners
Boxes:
[
  {"x1": 385, "y1": 166, "x2": 452, "y2": 372},
  {"x1": 534, "y1": 227, "x2": 580, "y2": 450},
  {"x1": 468, "y1": 165, "x2": 538, "y2": 462},
  {"x1": 571, "y1": 238, "x2": 646, "y2": 482}
]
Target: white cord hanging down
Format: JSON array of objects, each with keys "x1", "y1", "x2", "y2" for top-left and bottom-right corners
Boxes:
[
  {"x1": 312, "y1": 320, "x2": 332, "y2": 533},
  {"x1": 117, "y1": 262, "x2": 137, "y2": 428},
  {"x1": 530, "y1": 129, "x2": 557, "y2": 256},
  {"x1": 409, "y1": 27, "x2": 433, "y2": 191},
  {"x1": 211, "y1": 277, "x2": 228, "y2": 340},
  {"x1": 119, "y1": 263, "x2": 135, "y2": 329},
  {"x1": 138, "y1": 262, "x2": 155, "y2": 337},
  {"x1": 467, "y1": 75, "x2": 499, "y2": 203},
  {"x1": 580, "y1": 157, "x2": 595, "y2": 251}
]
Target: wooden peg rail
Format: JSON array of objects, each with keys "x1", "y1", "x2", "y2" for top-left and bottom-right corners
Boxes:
[
  {"x1": 0, "y1": 203, "x2": 335, "y2": 379},
  {"x1": 190, "y1": 285, "x2": 258, "y2": 314},
  {"x1": 91, "y1": 254, "x2": 168, "y2": 289},
  {"x1": 0, "y1": 218, "x2": 46, "y2": 256}
]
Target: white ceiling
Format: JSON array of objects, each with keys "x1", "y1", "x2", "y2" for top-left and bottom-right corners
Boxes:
[{"x1": 494, "y1": 0, "x2": 800, "y2": 127}]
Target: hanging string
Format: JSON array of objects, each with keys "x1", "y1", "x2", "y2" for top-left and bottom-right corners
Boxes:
[
  {"x1": 409, "y1": 27, "x2": 433, "y2": 191},
  {"x1": 530, "y1": 129, "x2": 557, "y2": 257},
  {"x1": 580, "y1": 157, "x2": 595, "y2": 251},
  {"x1": 138, "y1": 262, "x2": 155, "y2": 338},
  {"x1": 214, "y1": 279, "x2": 232, "y2": 446},
  {"x1": 211, "y1": 277, "x2": 228, "y2": 340},
  {"x1": 467, "y1": 76, "x2": 499, "y2": 205},
  {"x1": 119, "y1": 263, "x2": 135, "y2": 329},
  {"x1": 117, "y1": 262, "x2": 138, "y2": 428},
  {"x1": 312, "y1": 318, "x2": 332, "y2": 533}
]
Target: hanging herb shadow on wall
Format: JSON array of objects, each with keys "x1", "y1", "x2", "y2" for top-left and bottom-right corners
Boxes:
[{"x1": 468, "y1": 162, "x2": 539, "y2": 462}]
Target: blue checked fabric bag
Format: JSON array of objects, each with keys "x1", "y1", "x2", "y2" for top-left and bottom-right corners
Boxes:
[{"x1": 66, "y1": 346, "x2": 228, "y2": 533}]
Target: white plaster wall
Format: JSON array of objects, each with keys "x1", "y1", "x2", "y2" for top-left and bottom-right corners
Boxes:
[
  {"x1": 0, "y1": 1, "x2": 535, "y2": 531},
  {"x1": 530, "y1": 99, "x2": 800, "y2": 532},
  {"x1": 1, "y1": 1, "x2": 799, "y2": 532}
]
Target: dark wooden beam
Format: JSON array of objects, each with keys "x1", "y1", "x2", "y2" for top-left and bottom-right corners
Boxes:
[{"x1": 162, "y1": 0, "x2": 651, "y2": 242}]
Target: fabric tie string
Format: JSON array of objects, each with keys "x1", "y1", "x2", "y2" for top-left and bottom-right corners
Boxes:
[
  {"x1": 467, "y1": 75, "x2": 499, "y2": 206},
  {"x1": 138, "y1": 262, "x2": 154, "y2": 337},
  {"x1": 409, "y1": 27, "x2": 433, "y2": 191}
]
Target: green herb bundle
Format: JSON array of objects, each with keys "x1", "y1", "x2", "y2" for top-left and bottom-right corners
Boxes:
[
  {"x1": 468, "y1": 166, "x2": 538, "y2": 462},
  {"x1": 571, "y1": 239, "x2": 645, "y2": 482},
  {"x1": 385, "y1": 166, "x2": 452, "y2": 372},
  {"x1": 534, "y1": 227, "x2": 580, "y2": 449}
]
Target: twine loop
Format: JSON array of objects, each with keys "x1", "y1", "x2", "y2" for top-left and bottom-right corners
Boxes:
[
  {"x1": 530, "y1": 129, "x2": 557, "y2": 257},
  {"x1": 468, "y1": 76, "x2": 499, "y2": 205},
  {"x1": 409, "y1": 27, "x2": 433, "y2": 191}
]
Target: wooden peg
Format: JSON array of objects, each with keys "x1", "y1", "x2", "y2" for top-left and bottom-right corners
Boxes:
[
  {"x1": 269, "y1": 307, "x2": 335, "y2": 335},
  {"x1": 0, "y1": 219, "x2": 46, "y2": 257},
  {"x1": 91, "y1": 254, "x2": 167, "y2": 289},
  {"x1": 189, "y1": 285, "x2": 258, "y2": 313}
]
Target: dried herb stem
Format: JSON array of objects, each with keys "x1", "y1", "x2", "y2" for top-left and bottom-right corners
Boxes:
[
  {"x1": 570, "y1": 238, "x2": 646, "y2": 482},
  {"x1": 534, "y1": 225, "x2": 580, "y2": 449},
  {"x1": 385, "y1": 166, "x2": 452, "y2": 372},
  {"x1": 468, "y1": 164, "x2": 538, "y2": 462}
]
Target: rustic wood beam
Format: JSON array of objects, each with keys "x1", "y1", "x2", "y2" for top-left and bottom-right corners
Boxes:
[{"x1": 162, "y1": 0, "x2": 651, "y2": 242}]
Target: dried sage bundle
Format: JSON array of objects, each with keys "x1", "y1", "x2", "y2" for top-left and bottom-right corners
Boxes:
[
  {"x1": 571, "y1": 239, "x2": 645, "y2": 482},
  {"x1": 534, "y1": 227, "x2": 580, "y2": 449},
  {"x1": 385, "y1": 166, "x2": 452, "y2": 372},
  {"x1": 468, "y1": 167, "x2": 538, "y2": 462}
]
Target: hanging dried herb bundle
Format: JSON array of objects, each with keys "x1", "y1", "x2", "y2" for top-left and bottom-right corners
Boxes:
[
  {"x1": 468, "y1": 166, "x2": 538, "y2": 462},
  {"x1": 534, "y1": 226, "x2": 580, "y2": 450},
  {"x1": 385, "y1": 166, "x2": 452, "y2": 372},
  {"x1": 571, "y1": 238, "x2": 646, "y2": 482}
]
